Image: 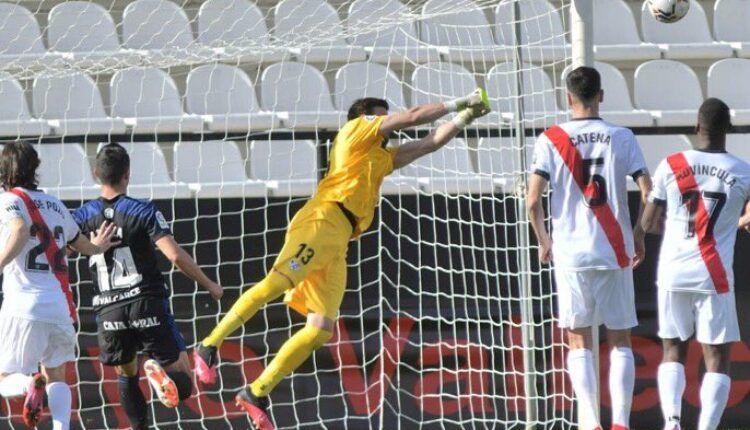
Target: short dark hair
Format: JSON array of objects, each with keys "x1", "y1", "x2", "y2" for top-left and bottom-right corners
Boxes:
[
  {"x1": 0, "y1": 142, "x2": 40, "y2": 190},
  {"x1": 347, "y1": 98, "x2": 389, "y2": 121},
  {"x1": 95, "y1": 143, "x2": 130, "y2": 186},
  {"x1": 566, "y1": 66, "x2": 601, "y2": 103},
  {"x1": 698, "y1": 98, "x2": 732, "y2": 136}
]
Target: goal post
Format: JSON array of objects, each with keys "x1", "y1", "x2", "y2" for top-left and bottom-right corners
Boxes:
[{"x1": 0, "y1": 1, "x2": 583, "y2": 428}]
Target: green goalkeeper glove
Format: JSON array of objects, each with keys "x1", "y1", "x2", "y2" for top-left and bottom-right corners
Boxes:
[
  {"x1": 444, "y1": 87, "x2": 491, "y2": 112},
  {"x1": 451, "y1": 89, "x2": 491, "y2": 129}
]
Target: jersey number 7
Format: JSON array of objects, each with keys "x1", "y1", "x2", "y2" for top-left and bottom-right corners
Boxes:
[{"x1": 681, "y1": 190, "x2": 726, "y2": 239}]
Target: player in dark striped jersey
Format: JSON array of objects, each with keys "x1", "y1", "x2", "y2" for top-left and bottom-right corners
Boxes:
[{"x1": 72, "y1": 143, "x2": 223, "y2": 430}]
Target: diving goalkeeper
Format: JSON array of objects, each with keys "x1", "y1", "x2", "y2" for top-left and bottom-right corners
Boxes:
[{"x1": 194, "y1": 90, "x2": 491, "y2": 430}]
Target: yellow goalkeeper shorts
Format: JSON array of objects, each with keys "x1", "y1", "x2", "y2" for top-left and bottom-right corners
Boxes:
[{"x1": 273, "y1": 201, "x2": 353, "y2": 320}]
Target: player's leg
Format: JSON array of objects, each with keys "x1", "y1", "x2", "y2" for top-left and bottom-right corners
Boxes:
[
  {"x1": 695, "y1": 292, "x2": 738, "y2": 430},
  {"x1": 113, "y1": 359, "x2": 150, "y2": 430},
  {"x1": 606, "y1": 329, "x2": 634, "y2": 430},
  {"x1": 0, "y1": 315, "x2": 45, "y2": 419},
  {"x1": 40, "y1": 364, "x2": 71, "y2": 430},
  {"x1": 657, "y1": 290, "x2": 693, "y2": 430}
]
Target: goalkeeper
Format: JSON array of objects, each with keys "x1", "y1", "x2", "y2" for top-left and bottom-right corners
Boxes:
[{"x1": 194, "y1": 90, "x2": 491, "y2": 429}]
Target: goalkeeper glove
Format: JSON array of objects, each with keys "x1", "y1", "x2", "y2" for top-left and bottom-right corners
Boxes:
[
  {"x1": 451, "y1": 93, "x2": 492, "y2": 129},
  {"x1": 444, "y1": 87, "x2": 490, "y2": 112}
]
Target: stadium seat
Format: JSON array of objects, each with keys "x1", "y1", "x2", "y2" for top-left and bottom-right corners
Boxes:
[
  {"x1": 173, "y1": 140, "x2": 266, "y2": 198},
  {"x1": 420, "y1": 0, "x2": 511, "y2": 63},
  {"x1": 475, "y1": 137, "x2": 532, "y2": 191},
  {"x1": 726, "y1": 134, "x2": 750, "y2": 161},
  {"x1": 485, "y1": 62, "x2": 563, "y2": 128},
  {"x1": 0, "y1": 73, "x2": 51, "y2": 137},
  {"x1": 186, "y1": 64, "x2": 278, "y2": 132},
  {"x1": 412, "y1": 62, "x2": 478, "y2": 106},
  {"x1": 641, "y1": 1, "x2": 732, "y2": 60},
  {"x1": 273, "y1": 0, "x2": 366, "y2": 64},
  {"x1": 260, "y1": 62, "x2": 343, "y2": 129},
  {"x1": 495, "y1": 0, "x2": 570, "y2": 62},
  {"x1": 0, "y1": 3, "x2": 64, "y2": 69},
  {"x1": 32, "y1": 72, "x2": 127, "y2": 136},
  {"x1": 47, "y1": 2, "x2": 141, "y2": 68},
  {"x1": 110, "y1": 68, "x2": 203, "y2": 134},
  {"x1": 412, "y1": 138, "x2": 493, "y2": 194},
  {"x1": 347, "y1": 0, "x2": 440, "y2": 63},
  {"x1": 197, "y1": 0, "x2": 286, "y2": 63},
  {"x1": 636, "y1": 135, "x2": 692, "y2": 173},
  {"x1": 714, "y1": 0, "x2": 750, "y2": 57},
  {"x1": 560, "y1": 62, "x2": 654, "y2": 127},
  {"x1": 119, "y1": 142, "x2": 191, "y2": 199},
  {"x1": 334, "y1": 62, "x2": 405, "y2": 111},
  {"x1": 634, "y1": 60, "x2": 703, "y2": 127},
  {"x1": 36, "y1": 144, "x2": 99, "y2": 200},
  {"x1": 707, "y1": 59, "x2": 750, "y2": 125},
  {"x1": 591, "y1": 0, "x2": 660, "y2": 61},
  {"x1": 249, "y1": 139, "x2": 318, "y2": 197}
]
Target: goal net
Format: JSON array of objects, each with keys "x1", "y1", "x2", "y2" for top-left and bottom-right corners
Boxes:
[{"x1": 0, "y1": 0, "x2": 573, "y2": 428}]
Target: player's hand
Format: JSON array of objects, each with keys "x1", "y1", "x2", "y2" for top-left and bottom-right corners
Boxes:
[
  {"x1": 206, "y1": 282, "x2": 223, "y2": 300},
  {"x1": 90, "y1": 221, "x2": 120, "y2": 253},
  {"x1": 633, "y1": 231, "x2": 646, "y2": 269},
  {"x1": 539, "y1": 239, "x2": 553, "y2": 264},
  {"x1": 459, "y1": 88, "x2": 491, "y2": 112}
]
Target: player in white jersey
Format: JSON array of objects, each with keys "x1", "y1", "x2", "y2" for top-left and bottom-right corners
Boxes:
[
  {"x1": 527, "y1": 67, "x2": 652, "y2": 430},
  {"x1": 0, "y1": 142, "x2": 117, "y2": 429},
  {"x1": 641, "y1": 99, "x2": 750, "y2": 430}
]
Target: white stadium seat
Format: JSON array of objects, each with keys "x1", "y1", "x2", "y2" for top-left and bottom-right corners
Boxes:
[
  {"x1": 36, "y1": 144, "x2": 99, "y2": 200},
  {"x1": 33, "y1": 72, "x2": 127, "y2": 136},
  {"x1": 636, "y1": 135, "x2": 692, "y2": 173},
  {"x1": 560, "y1": 62, "x2": 654, "y2": 127},
  {"x1": 726, "y1": 134, "x2": 750, "y2": 162},
  {"x1": 0, "y1": 73, "x2": 51, "y2": 137},
  {"x1": 495, "y1": 0, "x2": 570, "y2": 62},
  {"x1": 485, "y1": 62, "x2": 562, "y2": 127},
  {"x1": 197, "y1": 0, "x2": 286, "y2": 63},
  {"x1": 420, "y1": 0, "x2": 511, "y2": 63},
  {"x1": 260, "y1": 62, "x2": 343, "y2": 129},
  {"x1": 592, "y1": 0, "x2": 660, "y2": 61},
  {"x1": 120, "y1": 142, "x2": 191, "y2": 199},
  {"x1": 186, "y1": 64, "x2": 278, "y2": 132},
  {"x1": 110, "y1": 68, "x2": 203, "y2": 134},
  {"x1": 634, "y1": 60, "x2": 703, "y2": 127},
  {"x1": 250, "y1": 140, "x2": 318, "y2": 197},
  {"x1": 641, "y1": 0, "x2": 732, "y2": 60},
  {"x1": 411, "y1": 62, "x2": 478, "y2": 107},
  {"x1": 707, "y1": 59, "x2": 750, "y2": 125},
  {"x1": 347, "y1": 0, "x2": 439, "y2": 63},
  {"x1": 122, "y1": 0, "x2": 194, "y2": 50},
  {"x1": 47, "y1": 2, "x2": 141, "y2": 68},
  {"x1": 0, "y1": 3, "x2": 63, "y2": 69},
  {"x1": 334, "y1": 62, "x2": 405, "y2": 111},
  {"x1": 173, "y1": 140, "x2": 266, "y2": 198},
  {"x1": 714, "y1": 0, "x2": 750, "y2": 58},
  {"x1": 273, "y1": 0, "x2": 366, "y2": 64},
  {"x1": 412, "y1": 138, "x2": 493, "y2": 194},
  {"x1": 476, "y1": 137, "x2": 532, "y2": 191}
]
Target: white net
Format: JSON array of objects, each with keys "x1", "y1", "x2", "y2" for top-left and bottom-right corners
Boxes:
[{"x1": 0, "y1": 0, "x2": 574, "y2": 428}]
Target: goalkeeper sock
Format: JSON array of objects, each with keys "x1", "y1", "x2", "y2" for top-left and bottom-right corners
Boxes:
[
  {"x1": 698, "y1": 372, "x2": 730, "y2": 430},
  {"x1": 609, "y1": 347, "x2": 635, "y2": 428},
  {"x1": 566, "y1": 348, "x2": 600, "y2": 429},
  {"x1": 0, "y1": 373, "x2": 31, "y2": 397},
  {"x1": 658, "y1": 362, "x2": 685, "y2": 423},
  {"x1": 250, "y1": 324, "x2": 332, "y2": 397},
  {"x1": 118, "y1": 375, "x2": 148, "y2": 430},
  {"x1": 203, "y1": 271, "x2": 290, "y2": 347},
  {"x1": 46, "y1": 382, "x2": 71, "y2": 430}
]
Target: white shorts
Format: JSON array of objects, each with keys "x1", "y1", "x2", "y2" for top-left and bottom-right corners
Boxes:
[
  {"x1": 555, "y1": 268, "x2": 637, "y2": 330},
  {"x1": 658, "y1": 289, "x2": 740, "y2": 345},
  {"x1": 0, "y1": 315, "x2": 76, "y2": 374}
]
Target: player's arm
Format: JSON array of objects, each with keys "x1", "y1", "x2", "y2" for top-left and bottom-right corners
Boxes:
[
  {"x1": 69, "y1": 221, "x2": 120, "y2": 255},
  {"x1": 526, "y1": 174, "x2": 552, "y2": 264},
  {"x1": 0, "y1": 218, "x2": 29, "y2": 269},
  {"x1": 379, "y1": 88, "x2": 489, "y2": 136},
  {"x1": 393, "y1": 104, "x2": 490, "y2": 169},
  {"x1": 739, "y1": 201, "x2": 750, "y2": 231},
  {"x1": 631, "y1": 174, "x2": 653, "y2": 268},
  {"x1": 155, "y1": 235, "x2": 223, "y2": 300}
]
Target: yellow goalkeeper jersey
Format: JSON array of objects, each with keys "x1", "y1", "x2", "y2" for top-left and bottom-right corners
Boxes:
[{"x1": 312, "y1": 115, "x2": 397, "y2": 237}]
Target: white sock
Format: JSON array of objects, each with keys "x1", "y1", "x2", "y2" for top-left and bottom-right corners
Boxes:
[
  {"x1": 658, "y1": 362, "x2": 686, "y2": 424},
  {"x1": 46, "y1": 382, "x2": 71, "y2": 430},
  {"x1": 0, "y1": 373, "x2": 31, "y2": 397},
  {"x1": 567, "y1": 348, "x2": 600, "y2": 429},
  {"x1": 698, "y1": 372, "x2": 731, "y2": 430},
  {"x1": 609, "y1": 347, "x2": 635, "y2": 428}
]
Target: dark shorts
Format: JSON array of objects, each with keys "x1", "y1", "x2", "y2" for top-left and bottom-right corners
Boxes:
[{"x1": 96, "y1": 297, "x2": 186, "y2": 367}]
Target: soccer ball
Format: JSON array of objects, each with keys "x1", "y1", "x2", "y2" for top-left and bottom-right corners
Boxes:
[{"x1": 648, "y1": 0, "x2": 690, "y2": 23}]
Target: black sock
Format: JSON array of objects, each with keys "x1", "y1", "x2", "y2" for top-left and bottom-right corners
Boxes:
[
  {"x1": 118, "y1": 375, "x2": 148, "y2": 430},
  {"x1": 167, "y1": 371, "x2": 193, "y2": 401}
]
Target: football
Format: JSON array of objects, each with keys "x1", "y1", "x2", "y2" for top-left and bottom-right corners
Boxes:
[{"x1": 648, "y1": 0, "x2": 690, "y2": 23}]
